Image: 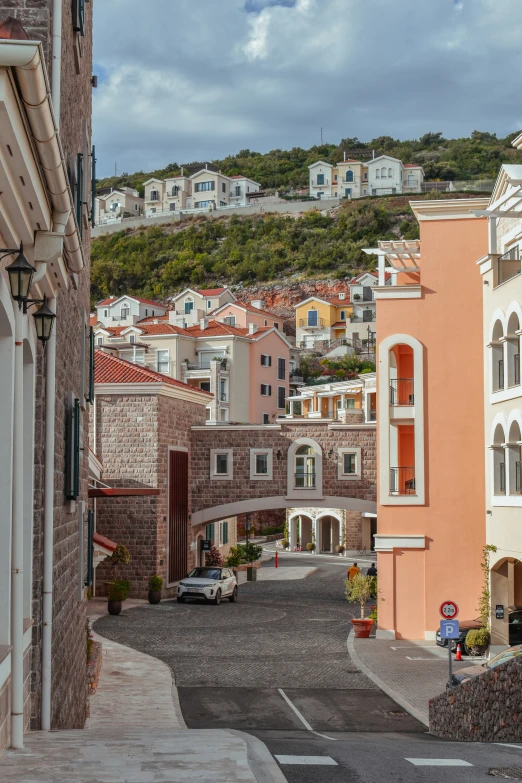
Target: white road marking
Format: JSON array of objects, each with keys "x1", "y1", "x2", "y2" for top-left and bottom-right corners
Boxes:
[
  {"x1": 391, "y1": 646, "x2": 437, "y2": 650},
  {"x1": 405, "y1": 759, "x2": 473, "y2": 766},
  {"x1": 405, "y1": 656, "x2": 443, "y2": 661},
  {"x1": 498, "y1": 743, "x2": 522, "y2": 750},
  {"x1": 275, "y1": 755, "x2": 338, "y2": 765},
  {"x1": 277, "y1": 688, "x2": 338, "y2": 741}
]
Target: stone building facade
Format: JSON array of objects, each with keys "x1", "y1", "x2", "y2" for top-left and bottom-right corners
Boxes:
[{"x1": 0, "y1": 0, "x2": 93, "y2": 754}]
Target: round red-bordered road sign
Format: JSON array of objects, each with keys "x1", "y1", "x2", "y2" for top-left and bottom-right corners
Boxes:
[{"x1": 439, "y1": 601, "x2": 459, "y2": 619}]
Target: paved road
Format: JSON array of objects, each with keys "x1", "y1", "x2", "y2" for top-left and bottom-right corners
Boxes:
[{"x1": 94, "y1": 555, "x2": 522, "y2": 782}]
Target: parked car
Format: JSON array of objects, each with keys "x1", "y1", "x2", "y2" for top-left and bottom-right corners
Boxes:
[
  {"x1": 436, "y1": 619, "x2": 482, "y2": 655},
  {"x1": 436, "y1": 608, "x2": 522, "y2": 654},
  {"x1": 177, "y1": 567, "x2": 238, "y2": 605},
  {"x1": 452, "y1": 644, "x2": 522, "y2": 685}
]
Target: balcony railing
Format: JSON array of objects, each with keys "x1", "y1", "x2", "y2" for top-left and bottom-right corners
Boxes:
[
  {"x1": 113, "y1": 315, "x2": 128, "y2": 321},
  {"x1": 496, "y1": 246, "x2": 520, "y2": 287},
  {"x1": 515, "y1": 354, "x2": 520, "y2": 386},
  {"x1": 290, "y1": 374, "x2": 304, "y2": 384},
  {"x1": 299, "y1": 318, "x2": 324, "y2": 328},
  {"x1": 350, "y1": 314, "x2": 376, "y2": 323},
  {"x1": 390, "y1": 467, "x2": 416, "y2": 495},
  {"x1": 389, "y1": 379, "x2": 414, "y2": 406},
  {"x1": 311, "y1": 180, "x2": 329, "y2": 187},
  {"x1": 498, "y1": 359, "x2": 505, "y2": 390},
  {"x1": 295, "y1": 472, "x2": 316, "y2": 489},
  {"x1": 516, "y1": 461, "x2": 522, "y2": 493}
]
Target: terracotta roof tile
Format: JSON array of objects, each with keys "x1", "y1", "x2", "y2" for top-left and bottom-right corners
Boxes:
[
  {"x1": 90, "y1": 315, "x2": 99, "y2": 327},
  {"x1": 197, "y1": 288, "x2": 227, "y2": 296},
  {"x1": 93, "y1": 532, "x2": 117, "y2": 553},
  {"x1": 233, "y1": 300, "x2": 278, "y2": 318},
  {"x1": 97, "y1": 298, "x2": 117, "y2": 306},
  {"x1": 0, "y1": 17, "x2": 29, "y2": 40},
  {"x1": 94, "y1": 350, "x2": 212, "y2": 395},
  {"x1": 137, "y1": 314, "x2": 170, "y2": 323},
  {"x1": 134, "y1": 323, "x2": 186, "y2": 336},
  {"x1": 331, "y1": 321, "x2": 347, "y2": 328}
]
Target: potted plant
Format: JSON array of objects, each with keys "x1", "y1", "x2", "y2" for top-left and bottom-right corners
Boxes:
[
  {"x1": 107, "y1": 580, "x2": 130, "y2": 616},
  {"x1": 280, "y1": 539, "x2": 289, "y2": 550},
  {"x1": 465, "y1": 627, "x2": 490, "y2": 656},
  {"x1": 105, "y1": 543, "x2": 131, "y2": 596},
  {"x1": 353, "y1": 293, "x2": 361, "y2": 300},
  {"x1": 346, "y1": 574, "x2": 377, "y2": 638},
  {"x1": 148, "y1": 575, "x2": 163, "y2": 605},
  {"x1": 336, "y1": 544, "x2": 345, "y2": 555},
  {"x1": 306, "y1": 542, "x2": 316, "y2": 552},
  {"x1": 225, "y1": 547, "x2": 244, "y2": 581}
]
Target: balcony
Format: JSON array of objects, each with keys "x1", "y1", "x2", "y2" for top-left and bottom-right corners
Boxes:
[
  {"x1": 496, "y1": 246, "x2": 520, "y2": 288},
  {"x1": 390, "y1": 467, "x2": 416, "y2": 495},
  {"x1": 299, "y1": 318, "x2": 325, "y2": 329},
  {"x1": 295, "y1": 472, "x2": 316, "y2": 489},
  {"x1": 290, "y1": 374, "x2": 304, "y2": 384},
  {"x1": 390, "y1": 379, "x2": 414, "y2": 406},
  {"x1": 311, "y1": 180, "x2": 329, "y2": 187},
  {"x1": 349, "y1": 314, "x2": 376, "y2": 323}
]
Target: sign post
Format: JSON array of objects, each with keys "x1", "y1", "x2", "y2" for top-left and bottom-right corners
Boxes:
[{"x1": 439, "y1": 601, "x2": 460, "y2": 689}]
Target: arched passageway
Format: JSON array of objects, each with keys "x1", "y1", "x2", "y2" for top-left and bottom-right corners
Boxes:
[{"x1": 490, "y1": 557, "x2": 522, "y2": 649}]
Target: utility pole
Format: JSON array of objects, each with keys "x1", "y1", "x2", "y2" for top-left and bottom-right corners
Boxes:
[
  {"x1": 320, "y1": 127, "x2": 323, "y2": 145},
  {"x1": 114, "y1": 161, "x2": 118, "y2": 177}
]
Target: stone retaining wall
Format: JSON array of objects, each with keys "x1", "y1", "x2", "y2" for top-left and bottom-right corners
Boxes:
[{"x1": 429, "y1": 656, "x2": 522, "y2": 741}]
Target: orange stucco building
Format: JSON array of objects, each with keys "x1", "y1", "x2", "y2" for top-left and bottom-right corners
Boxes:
[{"x1": 367, "y1": 199, "x2": 489, "y2": 640}]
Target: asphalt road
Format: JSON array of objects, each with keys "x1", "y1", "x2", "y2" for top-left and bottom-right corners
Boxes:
[{"x1": 94, "y1": 554, "x2": 522, "y2": 782}]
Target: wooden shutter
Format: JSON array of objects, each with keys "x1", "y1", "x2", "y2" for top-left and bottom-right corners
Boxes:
[
  {"x1": 268, "y1": 356, "x2": 272, "y2": 367},
  {"x1": 66, "y1": 394, "x2": 80, "y2": 500},
  {"x1": 168, "y1": 450, "x2": 188, "y2": 583},
  {"x1": 72, "y1": 0, "x2": 85, "y2": 34},
  {"x1": 223, "y1": 521, "x2": 228, "y2": 545},
  {"x1": 268, "y1": 385, "x2": 272, "y2": 396}
]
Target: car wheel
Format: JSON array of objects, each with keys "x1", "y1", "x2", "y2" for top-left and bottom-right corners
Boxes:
[
  {"x1": 176, "y1": 596, "x2": 184, "y2": 603},
  {"x1": 213, "y1": 589, "x2": 222, "y2": 606},
  {"x1": 229, "y1": 587, "x2": 238, "y2": 603}
]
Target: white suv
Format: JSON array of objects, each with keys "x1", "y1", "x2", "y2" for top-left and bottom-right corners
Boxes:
[{"x1": 177, "y1": 567, "x2": 238, "y2": 605}]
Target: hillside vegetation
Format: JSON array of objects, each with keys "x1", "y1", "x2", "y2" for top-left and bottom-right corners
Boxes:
[
  {"x1": 96, "y1": 131, "x2": 520, "y2": 195},
  {"x1": 91, "y1": 192, "x2": 475, "y2": 304}
]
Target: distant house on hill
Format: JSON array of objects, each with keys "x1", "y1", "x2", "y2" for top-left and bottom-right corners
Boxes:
[
  {"x1": 309, "y1": 155, "x2": 424, "y2": 200},
  {"x1": 95, "y1": 186, "x2": 144, "y2": 223}
]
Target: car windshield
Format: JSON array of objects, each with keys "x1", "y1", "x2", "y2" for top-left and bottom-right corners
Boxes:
[
  {"x1": 487, "y1": 648, "x2": 522, "y2": 670},
  {"x1": 188, "y1": 568, "x2": 221, "y2": 580}
]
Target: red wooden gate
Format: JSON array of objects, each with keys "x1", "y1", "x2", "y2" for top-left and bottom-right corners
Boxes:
[{"x1": 168, "y1": 449, "x2": 188, "y2": 583}]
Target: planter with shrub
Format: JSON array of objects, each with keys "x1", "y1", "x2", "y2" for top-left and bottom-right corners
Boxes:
[
  {"x1": 306, "y1": 542, "x2": 316, "y2": 552},
  {"x1": 336, "y1": 544, "x2": 345, "y2": 555},
  {"x1": 345, "y1": 573, "x2": 377, "y2": 638},
  {"x1": 465, "y1": 627, "x2": 490, "y2": 656},
  {"x1": 148, "y1": 575, "x2": 163, "y2": 604},
  {"x1": 280, "y1": 539, "x2": 289, "y2": 550},
  {"x1": 107, "y1": 580, "x2": 131, "y2": 616}
]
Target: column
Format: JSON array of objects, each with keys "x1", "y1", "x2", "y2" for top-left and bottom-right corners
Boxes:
[
  {"x1": 313, "y1": 516, "x2": 320, "y2": 553},
  {"x1": 288, "y1": 516, "x2": 296, "y2": 550}
]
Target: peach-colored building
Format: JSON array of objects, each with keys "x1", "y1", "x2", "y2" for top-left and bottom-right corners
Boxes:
[{"x1": 366, "y1": 199, "x2": 489, "y2": 640}]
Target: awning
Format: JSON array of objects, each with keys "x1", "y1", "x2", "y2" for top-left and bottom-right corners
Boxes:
[
  {"x1": 88, "y1": 488, "x2": 160, "y2": 498},
  {"x1": 93, "y1": 532, "x2": 117, "y2": 555}
]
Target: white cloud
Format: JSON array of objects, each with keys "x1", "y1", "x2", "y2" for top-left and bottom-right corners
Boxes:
[{"x1": 93, "y1": 0, "x2": 522, "y2": 176}]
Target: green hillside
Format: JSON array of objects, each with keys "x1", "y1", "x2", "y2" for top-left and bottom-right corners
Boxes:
[
  {"x1": 96, "y1": 131, "x2": 520, "y2": 196},
  {"x1": 91, "y1": 192, "x2": 479, "y2": 304}
]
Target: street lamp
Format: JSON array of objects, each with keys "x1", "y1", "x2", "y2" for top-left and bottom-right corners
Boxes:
[
  {"x1": 4, "y1": 244, "x2": 35, "y2": 305},
  {"x1": 4, "y1": 244, "x2": 56, "y2": 343}
]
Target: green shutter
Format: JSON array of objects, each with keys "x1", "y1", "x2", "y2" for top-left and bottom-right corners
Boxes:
[
  {"x1": 91, "y1": 145, "x2": 96, "y2": 226},
  {"x1": 223, "y1": 521, "x2": 228, "y2": 545},
  {"x1": 76, "y1": 152, "x2": 84, "y2": 240},
  {"x1": 86, "y1": 509, "x2": 94, "y2": 586},
  {"x1": 66, "y1": 396, "x2": 81, "y2": 500},
  {"x1": 72, "y1": 0, "x2": 85, "y2": 35},
  {"x1": 87, "y1": 326, "x2": 95, "y2": 404}
]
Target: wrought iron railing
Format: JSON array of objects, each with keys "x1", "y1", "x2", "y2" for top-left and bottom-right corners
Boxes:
[
  {"x1": 299, "y1": 317, "x2": 324, "y2": 328},
  {"x1": 389, "y1": 379, "x2": 414, "y2": 406},
  {"x1": 496, "y1": 246, "x2": 520, "y2": 287},
  {"x1": 294, "y1": 472, "x2": 316, "y2": 489},
  {"x1": 390, "y1": 467, "x2": 416, "y2": 495}
]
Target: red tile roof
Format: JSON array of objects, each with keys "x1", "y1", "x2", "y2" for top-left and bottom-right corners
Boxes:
[
  {"x1": 328, "y1": 295, "x2": 351, "y2": 306},
  {"x1": 233, "y1": 300, "x2": 278, "y2": 319},
  {"x1": 93, "y1": 532, "x2": 117, "y2": 553},
  {"x1": 197, "y1": 288, "x2": 227, "y2": 296},
  {"x1": 97, "y1": 298, "x2": 117, "y2": 306},
  {"x1": 132, "y1": 323, "x2": 185, "y2": 336},
  {"x1": 90, "y1": 314, "x2": 99, "y2": 327},
  {"x1": 96, "y1": 296, "x2": 164, "y2": 308},
  {"x1": 137, "y1": 314, "x2": 170, "y2": 323},
  {"x1": 404, "y1": 164, "x2": 420, "y2": 168},
  {"x1": 94, "y1": 350, "x2": 212, "y2": 395},
  {"x1": 331, "y1": 321, "x2": 347, "y2": 328}
]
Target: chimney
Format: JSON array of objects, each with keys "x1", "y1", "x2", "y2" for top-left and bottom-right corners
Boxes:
[
  {"x1": 205, "y1": 163, "x2": 208, "y2": 170},
  {"x1": 200, "y1": 317, "x2": 208, "y2": 330},
  {"x1": 181, "y1": 166, "x2": 184, "y2": 176},
  {"x1": 343, "y1": 151, "x2": 346, "y2": 162},
  {"x1": 372, "y1": 149, "x2": 375, "y2": 159},
  {"x1": 248, "y1": 323, "x2": 258, "y2": 335},
  {"x1": 251, "y1": 299, "x2": 265, "y2": 310}
]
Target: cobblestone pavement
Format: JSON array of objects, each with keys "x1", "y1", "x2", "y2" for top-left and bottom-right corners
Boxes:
[{"x1": 95, "y1": 558, "x2": 373, "y2": 691}]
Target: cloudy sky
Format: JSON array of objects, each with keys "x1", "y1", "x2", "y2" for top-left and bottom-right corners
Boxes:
[{"x1": 93, "y1": 0, "x2": 521, "y2": 177}]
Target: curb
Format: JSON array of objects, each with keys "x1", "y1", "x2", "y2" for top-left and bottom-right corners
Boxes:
[
  {"x1": 229, "y1": 730, "x2": 288, "y2": 783},
  {"x1": 346, "y1": 628, "x2": 429, "y2": 728}
]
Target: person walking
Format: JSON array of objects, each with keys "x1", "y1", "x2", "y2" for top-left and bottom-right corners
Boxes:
[
  {"x1": 367, "y1": 563, "x2": 377, "y2": 577},
  {"x1": 347, "y1": 562, "x2": 360, "y2": 581}
]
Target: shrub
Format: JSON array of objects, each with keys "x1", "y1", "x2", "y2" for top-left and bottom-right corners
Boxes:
[
  {"x1": 108, "y1": 544, "x2": 131, "y2": 579},
  {"x1": 336, "y1": 545, "x2": 345, "y2": 553},
  {"x1": 108, "y1": 580, "x2": 130, "y2": 601},
  {"x1": 465, "y1": 628, "x2": 490, "y2": 648},
  {"x1": 239, "y1": 542, "x2": 263, "y2": 563},
  {"x1": 345, "y1": 574, "x2": 377, "y2": 619},
  {"x1": 225, "y1": 547, "x2": 244, "y2": 568},
  {"x1": 280, "y1": 539, "x2": 289, "y2": 549},
  {"x1": 205, "y1": 545, "x2": 223, "y2": 566},
  {"x1": 306, "y1": 542, "x2": 316, "y2": 552},
  {"x1": 148, "y1": 575, "x2": 163, "y2": 592}
]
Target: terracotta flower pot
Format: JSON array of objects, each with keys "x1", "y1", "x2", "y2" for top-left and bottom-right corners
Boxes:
[
  {"x1": 351, "y1": 618, "x2": 374, "y2": 638},
  {"x1": 148, "y1": 590, "x2": 161, "y2": 605},
  {"x1": 108, "y1": 600, "x2": 122, "y2": 616}
]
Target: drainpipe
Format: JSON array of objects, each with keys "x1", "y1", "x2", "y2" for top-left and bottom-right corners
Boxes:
[
  {"x1": 51, "y1": 0, "x2": 62, "y2": 123},
  {"x1": 41, "y1": 297, "x2": 56, "y2": 731},
  {"x1": 11, "y1": 305, "x2": 24, "y2": 748}
]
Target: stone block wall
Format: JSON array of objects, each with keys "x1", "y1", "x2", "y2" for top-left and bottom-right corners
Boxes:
[
  {"x1": 429, "y1": 657, "x2": 522, "y2": 741},
  {"x1": 0, "y1": 1, "x2": 51, "y2": 63}
]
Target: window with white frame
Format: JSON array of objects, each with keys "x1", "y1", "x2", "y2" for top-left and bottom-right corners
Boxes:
[
  {"x1": 97, "y1": 336, "x2": 103, "y2": 346},
  {"x1": 261, "y1": 354, "x2": 271, "y2": 367},
  {"x1": 508, "y1": 420, "x2": 522, "y2": 496},
  {"x1": 184, "y1": 297, "x2": 194, "y2": 314},
  {"x1": 250, "y1": 448, "x2": 273, "y2": 480},
  {"x1": 120, "y1": 304, "x2": 130, "y2": 319},
  {"x1": 223, "y1": 315, "x2": 236, "y2": 326},
  {"x1": 157, "y1": 349, "x2": 169, "y2": 374},
  {"x1": 338, "y1": 447, "x2": 361, "y2": 480},
  {"x1": 207, "y1": 300, "x2": 212, "y2": 309},
  {"x1": 261, "y1": 384, "x2": 272, "y2": 396},
  {"x1": 294, "y1": 445, "x2": 316, "y2": 488},
  {"x1": 210, "y1": 449, "x2": 233, "y2": 480},
  {"x1": 129, "y1": 334, "x2": 136, "y2": 344},
  {"x1": 340, "y1": 310, "x2": 346, "y2": 321},
  {"x1": 262, "y1": 413, "x2": 270, "y2": 424},
  {"x1": 219, "y1": 520, "x2": 229, "y2": 545},
  {"x1": 492, "y1": 423, "x2": 506, "y2": 495},
  {"x1": 104, "y1": 309, "x2": 108, "y2": 317}
]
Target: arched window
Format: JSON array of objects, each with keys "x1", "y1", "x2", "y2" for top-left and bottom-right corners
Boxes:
[
  {"x1": 506, "y1": 312, "x2": 521, "y2": 387},
  {"x1": 120, "y1": 304, "x2": 130, "y2": 320},
  {"x1": 295, "y1": 445, "x2": 316, "y2": 488},
  {"x1": 381, "y1": 166, "x2": 387, "y2": 178},
  {"x1": 184, "y1": 296, "x2": 194, "y2": 315},
  {"x1": 507, "y1": 419, "x2": 522, "y2": 495},
  {"x1": 491, "y1": 319, "x2": 504, "y2": 391},
  {"x1": 388, "y1": 168, "x2": 392, "y2": 177},
  {"x1": 493, "y1": 422, "x2": 506, "y2": 495},
  {"x1": 346, "y1": 170, "x2": 354, "y2": 183}
]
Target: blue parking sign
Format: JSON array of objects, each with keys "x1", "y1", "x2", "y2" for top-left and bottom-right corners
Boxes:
[{"x1": 440, "y1": 620, "x2": 460, "y2": 639}]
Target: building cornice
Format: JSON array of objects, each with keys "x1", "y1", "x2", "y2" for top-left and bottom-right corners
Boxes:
[
  {"x1": 95, "y1": 382, "x2": 211, "y2": 406},
  {"x1": 409, "y1": 198, "x2": 489, "y2": 221}
]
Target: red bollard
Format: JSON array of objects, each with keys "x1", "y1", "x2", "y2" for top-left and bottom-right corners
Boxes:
[{"x1": 275, "y1": 551, "x2": 279, "y2": 568}]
